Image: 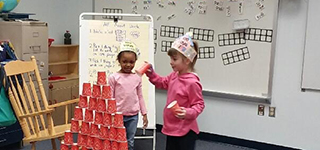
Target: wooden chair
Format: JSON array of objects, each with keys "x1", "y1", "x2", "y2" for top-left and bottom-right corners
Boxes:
[{"x1": 3, "y1": 56, "x2": 79, "y2": 150}]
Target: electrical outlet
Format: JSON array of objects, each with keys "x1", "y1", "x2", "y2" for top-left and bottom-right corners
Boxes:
[
  {"x1": 258, "y1": 105, "x2": 264, "y2": 116},
  {"x1": 269, "y1": 107, "x2": 276, "y2": 117}
]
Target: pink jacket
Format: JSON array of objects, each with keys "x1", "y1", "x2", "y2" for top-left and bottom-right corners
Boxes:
[
  {"x1": 146, "y1": 71, "x2": 205, "y2": 136},
  {"x1": 108, "y1": 72, "x2": 147, "y2": 116}
]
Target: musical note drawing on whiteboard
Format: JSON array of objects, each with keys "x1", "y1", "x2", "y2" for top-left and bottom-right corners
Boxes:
[
  {"x1": 256, "y1": 1, "x2": 265, "y2": 10},
  {"x1": 185, "y1": 0, "x2": 195, "y2": 15},
  {"x1": 226, "y1": 6, "x2": 231, "y2": 17},
  {"x1": 167, "y1": 14, "x2": 176, "y2": 20},
  {"x1": 168, "y1": 0, "x2": 176, "y2": 6},
  {"x1": 214, "y1": 0, "x2": 224, "y2": 11},
  {"x1": 239, "y1": 2, "x2": 243, "y2": 15},
  {"x1": 255, "y1": 12, "x2": 265, "y2": 21},
  {"x1": 198, "y1": 1, "x2": 207, "y2": 14},
  {"x1": 214, "y1": 0, "x2": 223, "y2": 5},
  {"x1": 132, "y1": 5, "x2": 138, "y2": 14},
  {"x1": 157, "y1": 0, "x2": 165, "y2": 8}
]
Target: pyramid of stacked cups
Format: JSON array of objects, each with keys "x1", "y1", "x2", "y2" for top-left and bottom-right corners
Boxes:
[{"x1": 60, "y1": 72, "x2": 128, "y2": 150}]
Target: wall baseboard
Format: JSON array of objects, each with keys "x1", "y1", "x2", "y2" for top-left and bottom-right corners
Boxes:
[{"x1": 156, "y1": 124, "x2": 299, "y2": 150}]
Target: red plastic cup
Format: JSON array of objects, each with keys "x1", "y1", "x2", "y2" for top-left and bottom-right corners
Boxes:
[
  {"x1": 82, "y1": 83, "x2": 92, "y2": 96},
  {"x1": 88, "y1": 97, "x2": 97, "y2": 110},
  {"x1": 103, "y1": 113, "x2": 112, "y2": 126},
  {"x1": 116, "y1": 127, "x2": 127, "y2": 142},
  {"x1": 71, "y1": 143, "x2": 79, "y2": 150},
  {"x1": 92, "y1": 84, "x2": 101, "y2": 98},
  {"x1": 97, "y1": 98, "x2": 107, "y2": 112},
  {"x1": 71, "y1": 118, "x2": 79, "y2": 133},
  {"x1": 85, "y1": 109, "x2": 94, "y2": 122},
  {"x1": 74, "y1": 106, "x2": 83, "y2": 121},
  {"x1": 103, "y1": 140, "x2": 111, "y2": 150},
  {"x1": 64, "y1": 130, "x2": 73, "y2": 145},
  {"x1": 113, "y1": 112, "x2": 124, "y2": 128},
  {"x1": 167, "y1": 100, "x2": 180, "y2": 115},
  {"x1": 90, "y1": 123, "x2": 100, "y2": 137},
  {"x1": 109, "y1": 126, "x2": 117, "y2": 141},
  {"x1": 97, "y1": 71, "x2": 107, "y2": 85},
  {"x1": 79, "y1": 95, "x2": 88, "y2": 108},
  {"x1": 77, "y1": 133, "x2": 87, "y2": 146},
  {"x1": 80, "y1": 121, "x2": 90, "y2": 135},
  {"x1": 118, "y1": 141, "x2": 128, "y2": 150},
  {"x1": 87, "y1": 135, "x2": 94, "y2": 148},
  {"x1": 102, "y1": 85, "x2": 112, "y2": 99},
  {"x1": 94, "y1": 111, "x2": 103, "y2": 125},
  {"x1": 135, "y1": 62, "x2": 151, "y2": 76},
  {"x1": 82, "y1": 147, "x2": 89, "y2": 150},
  {"x1": 107, "y1": 98, "x2": 117, "y2": 114},
  {"x1": 111, "y1": 113, "x2": 115, "y2": 127},
  {"x1": 48, "y1": 38, "x2": 54, "y2": 47},
  {"x1": 100, "y1": 125, "x2": 109, "y2": 139},
  {"x1": 94, "y1": 137, "x2": 103, "y2": 150},
  {"x1": 111, "y1": 141, "x2": 119, "y2": 150},
  {"x1": 60, "y1": 141, "x2": 69, "y2": 150}
]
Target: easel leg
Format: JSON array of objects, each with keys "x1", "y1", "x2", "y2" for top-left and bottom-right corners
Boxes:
[{"x1": 153, "y1": 129, "x2": 156, "y2": 150}]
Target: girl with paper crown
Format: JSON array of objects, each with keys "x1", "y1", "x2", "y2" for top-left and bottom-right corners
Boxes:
[
  {"x1": 145, "y1": 32, "x2": 205, "y2": 150},
  {"x1": 108, "y1": 40, "x2": 148, "y2": 150}
]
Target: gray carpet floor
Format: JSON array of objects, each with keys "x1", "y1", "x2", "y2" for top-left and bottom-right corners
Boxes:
[{"x1": 1, "y1": 131, "x2": 256, "y2": 150}]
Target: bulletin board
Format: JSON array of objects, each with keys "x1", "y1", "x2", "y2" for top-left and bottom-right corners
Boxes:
[
  {"x1": 94, "y1": 0, "x2": 279, "y2": 102},
  {"x1": 79, "y1": 13, "x2": 155, "y2": 128}
]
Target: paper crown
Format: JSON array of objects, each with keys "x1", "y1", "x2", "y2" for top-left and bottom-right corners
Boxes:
[
  {"x1": 119, "y1": 41, "x2": 138, "y2": 54},
  {"x1": 171, "y1": 32, "x2": 197, "y2": 62}
]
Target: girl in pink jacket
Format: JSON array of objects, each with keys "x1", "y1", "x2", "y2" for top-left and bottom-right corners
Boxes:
[{"x1": 146, "y1": 33, "x2": 205, "y2": 150}]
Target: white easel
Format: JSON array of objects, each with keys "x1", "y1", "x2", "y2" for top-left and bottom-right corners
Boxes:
[{"x1": 79, "y1": 13, "x2": 156, "y2": 150}]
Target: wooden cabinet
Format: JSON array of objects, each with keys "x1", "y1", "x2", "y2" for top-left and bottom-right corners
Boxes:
[
  {"x1": 49, "y1": 45, "x2": 79, "y2": 78},
  {"x1": 48, "y1": 45, "x2": 79, "y2": 125}
]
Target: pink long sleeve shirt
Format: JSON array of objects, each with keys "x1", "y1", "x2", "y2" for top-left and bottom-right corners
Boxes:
[
  {"x1": 108, "y1": 72, "x2": 147, "y2": 116},
  {"x1": 146, "y1": 71, "x2": 205, "y2": 136}
]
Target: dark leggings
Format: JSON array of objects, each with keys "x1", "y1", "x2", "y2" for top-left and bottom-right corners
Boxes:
[{"x1": 166, "y1": 130, "x2": 198, "y2": 150}]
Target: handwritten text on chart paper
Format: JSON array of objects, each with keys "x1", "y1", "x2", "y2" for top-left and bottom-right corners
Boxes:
[{"x1": 87, "y1": 22, "x2": 145, "y2": 83}]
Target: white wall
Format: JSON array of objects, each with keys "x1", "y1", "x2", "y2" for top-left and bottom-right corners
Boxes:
[
  {"x1": 10, "y1": 0, "x2": 320, "y2": 149},
  {"x1": 14, "y1": 0, "x2": 93, "y2": 44},
  {"x1": 155, "y1": 1, "x2": 319, "y2": 150}
]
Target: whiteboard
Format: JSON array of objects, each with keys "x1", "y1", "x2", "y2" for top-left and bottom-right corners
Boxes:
[
  {"x1": 302, "y1": 0, "x2": 320, "y2": 91},
  {"x1": 79, "y1": 13, "x2": 155, "y2": 128},
  {"x1": 94, "y1": 1, "x2": 279, "y2": 100}
]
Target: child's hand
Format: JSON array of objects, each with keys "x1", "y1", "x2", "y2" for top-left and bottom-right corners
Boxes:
[
  {"x1": 175, "y1": 107, "x2": 186, "y2": 119},
  {"x1": 145, "y1": 61, "x2": 153, "y2": 73},
  {"x1": 142, "y1": 114, "x2": 148, "y2": 129}
]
